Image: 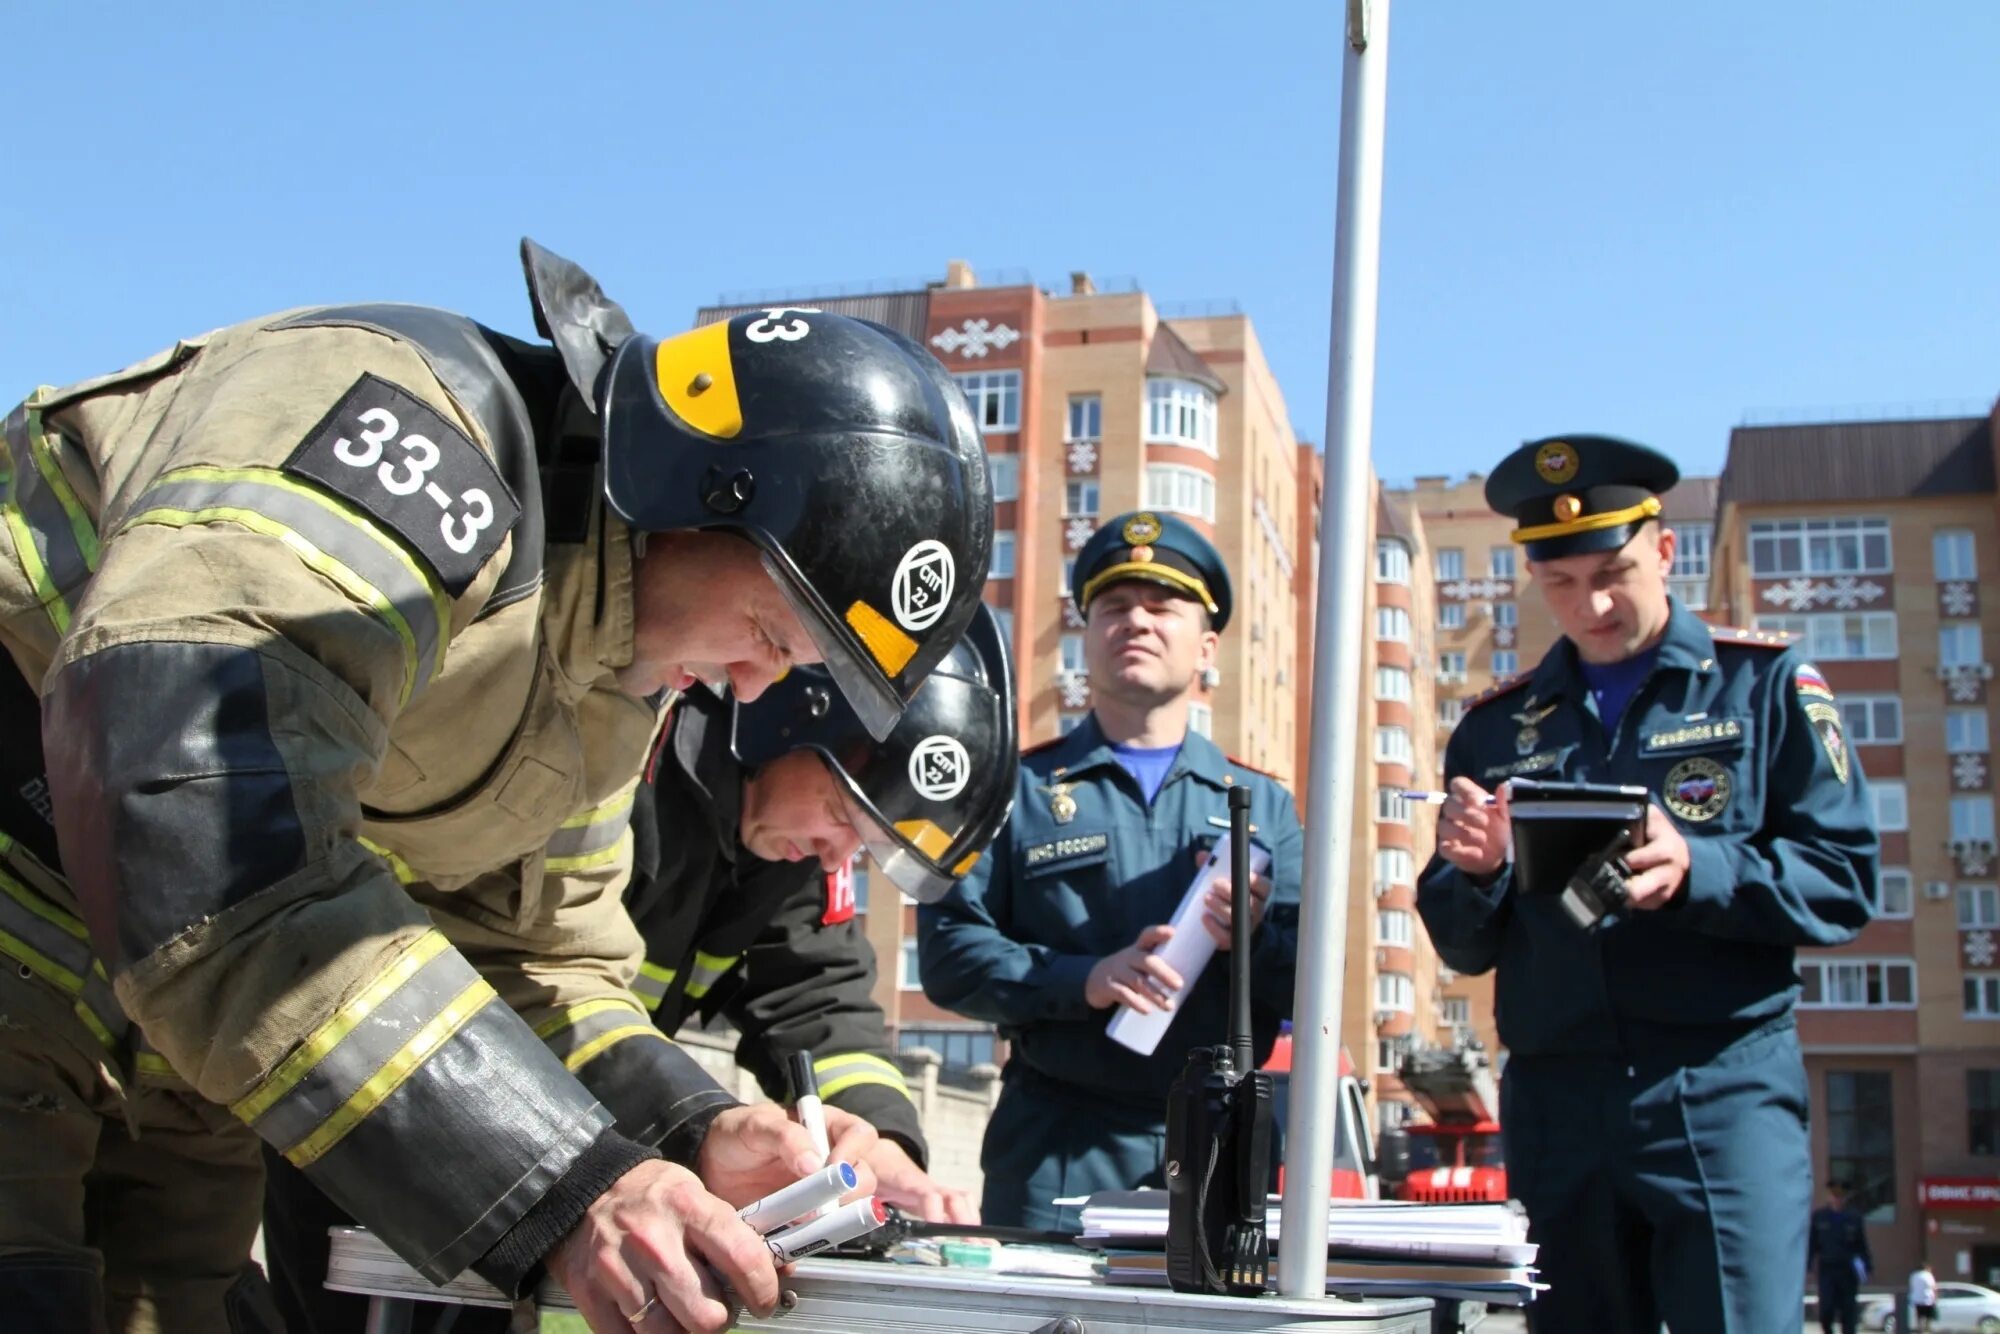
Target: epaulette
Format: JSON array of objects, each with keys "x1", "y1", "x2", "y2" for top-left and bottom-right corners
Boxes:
[
  {"x1": 1708, "y1": 625, "x2": 1793, "y2": 649},
  {"x1": 1226, "y1": 754, "x2": 1283, "y2": 783},
  {"x1": 1465, "y1": 672, "x2": 1533, "y2": 710}
]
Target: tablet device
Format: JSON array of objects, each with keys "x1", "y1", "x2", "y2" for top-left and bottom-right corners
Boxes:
[{"x1": 1505, "y1": 778, "x2": 1648, "y2": 894}]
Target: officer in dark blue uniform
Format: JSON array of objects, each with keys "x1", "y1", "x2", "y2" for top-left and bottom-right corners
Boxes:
[
  {"x1": 918, "y1": 512, "x2": 1303, "y2": 1229},
  {"x1": 1809, "y1": 1180, "x2": 1874, "y2": 1334},
  {"x1": 1418, "y1": 436, "x2": 1878, "y2": 1333}
]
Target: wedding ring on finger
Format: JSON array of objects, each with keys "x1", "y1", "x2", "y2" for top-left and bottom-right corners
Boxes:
[{"x1": 623, "y1": 1295, "x2": 659, "y2": 1324}]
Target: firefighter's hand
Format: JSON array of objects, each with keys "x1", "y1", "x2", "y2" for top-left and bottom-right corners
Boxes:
[
  {"x1": 1438, "y1": 778, "x2": 1510, "y2": 880},
  {"x1": 1620, "y1": 804, "x2": 1691, "y2": 910},
  {"x1": 867, "y1": 1138, "x2": 980, "y2": 1225},
  {"x1": 1196, "y1": 850, "x2": 1274, "y2": 949},
  {"x1": 695, "y1": 1103, "x2": 879, "y2": 1209},
  {"x1": 547, "y1": 1159, "x2": 777, "y2": 1334},
  {"x1": 1086, "y1": 924, "x2": 1183, "y2": 1013}
]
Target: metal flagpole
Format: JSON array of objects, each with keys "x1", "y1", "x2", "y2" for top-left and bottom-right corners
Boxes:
[{"x1": 1276, "y1": 0, "x2": 1393, "y2": 1301}]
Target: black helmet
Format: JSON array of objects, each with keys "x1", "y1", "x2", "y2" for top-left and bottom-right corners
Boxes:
[
  {"x1": 731, "y1": 604, "x2": 1017, "y2": 903},
  {"x1": 600, "y1": 308, "x2": 993, "y2": 740}
]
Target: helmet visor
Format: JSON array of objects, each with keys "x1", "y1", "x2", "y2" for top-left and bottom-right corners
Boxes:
[{"x1": 762, "y1": 551, "x2": 903, "y2": 742}]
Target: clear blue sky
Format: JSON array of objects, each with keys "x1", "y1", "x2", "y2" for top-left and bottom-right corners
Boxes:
[{"x1": 5, "y1": 3, "x2": 1996, "y2": 484}]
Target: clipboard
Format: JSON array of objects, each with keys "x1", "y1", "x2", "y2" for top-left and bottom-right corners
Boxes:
[{"x1": 1505, "y1": 778, "x2": 1648, "y2": 894}]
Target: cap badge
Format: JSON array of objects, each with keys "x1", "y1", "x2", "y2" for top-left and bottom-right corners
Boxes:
[
  {"x1": 1123, "y1": 513, "x2": 1163, "y2": 546},
  {"x1": 1535, "y1": 441, "x2": 1580, "y2": 483},
  {"x1": 1553, "y1": 493, "x2": 1583, "y2": 522},
  {"x1": 1130, "y1": 544, "x2": 1154, "y2": 564}
]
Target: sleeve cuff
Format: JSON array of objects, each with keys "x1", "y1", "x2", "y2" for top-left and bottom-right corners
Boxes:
[
  {"x1": 828, "y1": 1085, "x2": 928, "y2": 1168},
  {"x1": 1040, "y1": 954, "x2": 1100, "y2": 1020},
  {"x1": 1671, "y1": 838, "x2": 1737, "y2": 925},
  {"x1": 472, "y1": 1127, "x2": 660, "y2": 1298}
]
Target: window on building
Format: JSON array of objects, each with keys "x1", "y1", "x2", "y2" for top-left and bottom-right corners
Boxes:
[
  {"x1": 1375, "y1": 666, "x2": 1412, "y2": 702},
  {"x1": 1375, "y1": 973, "x2": 1415, "y2": 1013},
  {"x1": 1493, "y1": 650, "x2": 1519, "y2": 677},
  {"x1": 1062, "y1": 557, "x2": 1076, "y2": 592},
  {"x1": 1970, "y1": 1071, "x2": 2000, "y2": 1155},
  {"x1": 1144, "y1": 463, "x2": 1217, "y2": 522},
  {"x1": 1377, "y1": 909, "x2": 1414, "y2": 947},
  {"x1": 953, "y1": 370, "x2": 1020, "y2": 433},
  {"x1": 1066, "y1": 394, "x2": 1102, "y2": 443},
  {"x1": 1439, "y1": 603, "x2": 1466, "y2": 631},
  {"x1": 1376, "y1": 787, "x2": 1411, "y2": 825},
  {"x1": 1936, "y1": 529, "x2": 1978, "y2": 582},
  {"x1": 898, "y1": 937, "x2": 923, "y2": 990},
  {"x1": 990, "y1": 530, "x2": 1016, "y2": 579},
  {"x1": 1953, "y1": 797, "x2": 1995, "y2": 844},
  {"x1": 1799, "y1": 959, "x2": 1916, "y2": 1009},
  {"x1": 1145, "y1": 377, "x2": 1218, "y2": 454},
  {"x1": 986, "y1": 452, "x2": 1019, "y2": 502},
  {"x1": 1754, "y1": 613, "x2": 1898, "y2": 660},
  {"x1": 1375, "y1": 847, "x2": 1415, "y2": 890},
  {"x1": 1748, "y1": 517, "x2": 1892, "y2": 577},
  {"x1": 1438, "y1": 651, "x2": 1467, "y2": 681},
  {"x1": 1669, "y1": 521, "x2": 1715, "y2": 608},
  {"x1": 1950, "y1": 711, "x2": 1993, "y2": 754},
  {"x1": 1439, "y1": 697, "x2": 1466, "y2": 728},
  {"x1": 1442, "y1": 997, "x2": 1472, "y2": 1032},
  {"x1": 850, "y1": 855, "x2": 871, "y2": 916},
  {"x1": 1376, "y1": 540, "x2": 1412, "y2": 585},
  {"x1": 1871, "y1": 782, "x2": 1908, "y2": 832},
  {"x1": 1825, "y1": 1069, "x2": 1897, "y2": 1221},
  {"x1": 1059, "y1": 633, "x2": 1086, "y2": 674},
  {"x1": 898, "y1": 1026, "x2": 996, "y2": 1073},
  {"x1": 1058, "y1": 711, "x2": 1086, "y2": 735},
  {"x1": 1064, "y1": 479, "x2": 1099, "y2": 517},
  {"x1": 1187, "y1": 702, "x2": 1212, "y2": 738},
  {"x1": 1837, "y1": 696, "x2": 1902, "y2": 745},
  {"x1": 1960, "y1": 885, "x2": 2000, "y2": 930},
  {"x1": 1376, "y1": 606, "x2": 1412, "y2": 643},
  {"x1": 1489, "y1": 547, "x2": 1517, "y2": 580},
  {"x1": 1969, "y1": 976, "x2": 2000, "y2": 1020},
  {"x1": 1375, "y1": 725, "x2": 1413, "y2": 766},
  {"x1": 1494, "y1": 601, "x2": 1518, "y2": 628},
  {"x1": 1943, "y1": 624, "x2": 1986, "y2": 669},
  {"x1": 1375, "y1": 1040, "x2": 1400, "y2": 1074},
  {"x1": 1435, "y1": 549, "x2": 1465, "y2": 582},
  {"x1": 1876, "y1": 869, "x2": 1913, "y2": 919}
]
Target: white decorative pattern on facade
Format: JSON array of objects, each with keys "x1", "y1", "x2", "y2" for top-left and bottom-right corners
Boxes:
[
  {"x1": 1756, "y1": 576, "x2": 1888, "y2": 611},
  {"x1": 1252, "y1": 497, "x2": 1296, "y2": 580},
  {"x1": 1493, "y1": 626, "x2": 1516, "y2": 649},
  {"x1": 1058, "y1": 671, "x2": 1090, "y2": 710},
  {"x1": 1967, "y1": 929, "x2": 1997, "y2": 969},
  {"x1": 1943, "y1": 581, "x2": 1978, "y2": 617},
  {"x1": 929, "y1": 319, "x2": 1020, "y2": 359},
  {"x1": 1066, "y1": 441, "x2": 1098, "y2": 474},
  {"x1": 1062, "y1": 600, "x2": 1085, "y2": 630},
  {"x1": 1064, "y1": 517, "x2": 1095, "y2": 551},
  {"x1": 1954, "y1": 841, "x2": 1996, "y2": 878},
  {"x1": 1955, "y1": 754, "x2": 1990, "y2": 790},
  {"x1": 1438, "y1": 578, "x2": 1513, "y2": 602}
]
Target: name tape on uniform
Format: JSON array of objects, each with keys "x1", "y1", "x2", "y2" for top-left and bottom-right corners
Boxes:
[
  {"x1": 285, "y1": 373, "x2": 520, "y2": 598},
  {"x1": 1641, "y1": 719, "x2": 1744, "y2": 753},
  {"x1": 1024, "y1": 833, "x2": 1109, "y2": 868}
]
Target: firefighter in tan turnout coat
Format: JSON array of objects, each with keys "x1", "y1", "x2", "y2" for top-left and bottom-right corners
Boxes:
[{"x1": 0, "y1": 241, "x2": 991, "y2": 1334}]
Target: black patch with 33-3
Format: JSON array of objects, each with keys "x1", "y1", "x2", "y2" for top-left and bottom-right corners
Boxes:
[
  {"x1": 1022, "y1": 831, "x2": 1110, "y2": 877},
  {"x1": 284, "y1": 373, "x2": 520, "y2": 598}
]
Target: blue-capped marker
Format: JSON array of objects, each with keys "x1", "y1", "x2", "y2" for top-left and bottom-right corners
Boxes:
[
  {"x1": 736, "y1": 1161, "x2": 859, "y2": 1235},
  {"x1": 1397, "y1": 789, "x2": 1498, "y2": 806}
]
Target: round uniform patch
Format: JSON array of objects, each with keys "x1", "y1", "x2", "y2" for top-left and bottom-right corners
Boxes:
[
  {"x1": 1804, "y1": 700, "x2": 1850, "y2": 785},
  {"x1": 1123, "y1": 512, "x2": 1163, "y2": 546},
  {"x1": 1535, "y1": 440, "x2": 1580, "y2": 483},
  {"x1": 1664, "y1": 756, "x2": 1731, "y2": 822}
]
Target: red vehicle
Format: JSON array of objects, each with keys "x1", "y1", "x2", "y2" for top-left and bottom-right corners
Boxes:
[
  {"x1": 1389, "y1": 1048, "x2": 1508, "y2": 1204},
  {"x1": 1261, "y1": 1031, "x2": 1378, "y2": 1200}
]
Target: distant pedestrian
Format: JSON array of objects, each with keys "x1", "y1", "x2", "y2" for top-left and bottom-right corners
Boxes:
[
  {"x1": 1808, "y1": 1181, "x2": 1873, "y2": 1334},
  {"x1": 1908, "y1": 1260, "x2": 1938, "y2": 1332}
]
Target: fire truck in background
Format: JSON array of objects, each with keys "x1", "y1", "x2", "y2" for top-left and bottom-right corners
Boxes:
[
  {"x1": 1261, "y1": 1027, "x2": 1379, "y2": 1200},
  {"x1": 1380, "y1": 1047, "x2": 1509, "y2": 1204}
]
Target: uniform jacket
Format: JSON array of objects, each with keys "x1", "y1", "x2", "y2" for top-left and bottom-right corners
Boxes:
[
  {"x1": 1417, "y1": 600, "x2": 1878, "y2": 1057},
  {"x1": 917, "y1": 712, "x2": 1303, "y2": 1110},
  {"x1": 0, "y1": 303, "x2": 727, "y2": 1290},
  {"x1": 1809, "y1": 1203, "x2": 1874, "y2": 1278},
  {"x1": 625, "y1": 689, "x2": 927, "y2": 1161}
]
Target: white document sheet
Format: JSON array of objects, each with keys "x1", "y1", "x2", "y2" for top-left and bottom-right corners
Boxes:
[{"x1": 1104, "y1": 832, "x2": 1272, "y2": 1057}]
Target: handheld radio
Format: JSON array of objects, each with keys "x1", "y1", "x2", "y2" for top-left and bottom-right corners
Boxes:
[{"x1": 1163, "y1": 785, "x2": 1272, "y2": 1296}]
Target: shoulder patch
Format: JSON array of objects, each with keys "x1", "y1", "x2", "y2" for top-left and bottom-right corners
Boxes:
[
  {"x1": 1709, "y1": 625, "x2": 1793, "y2": 649},
  {"x1": 1225, "y1": 754, "x2": 1283, "y2": 783},
  {"x1": 284, "y1": 373, "x2": 521, "y2": 598},
  {"x1": 1465, "y1": 672, "x2": 1533, "y2": 710}
]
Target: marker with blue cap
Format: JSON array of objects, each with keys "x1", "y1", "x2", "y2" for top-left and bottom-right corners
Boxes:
[{"x1": 736, "y1": 1162, "x2": 859, "y2": 1235}]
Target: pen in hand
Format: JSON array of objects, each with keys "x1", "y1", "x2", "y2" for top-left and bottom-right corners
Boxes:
[{"x1": 788, "y1": 1050, "x2": 832, "y2": 1166}]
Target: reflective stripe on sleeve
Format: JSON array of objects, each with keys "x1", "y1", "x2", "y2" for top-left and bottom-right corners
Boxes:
[
  {"x1": 122, "y1": 466, "x2": 449, "y2": 706},
  {"x1": 0, "y1": 861, "x2": 126, "y2": 1051},
  {"x1": 544, "y1": 786, "x2": 637, "y2": 873},
  {"x1": 632, "y1": 961, "x2": 676, "y2": 1012},
  {"x1": 813, "y1": 1051, "x2": 914, "y2": 1104},
  {"x1": 230, "y1": 929, "x2": 497, "y2": 1168},
  {"x1": 682, "y1": 950, "x2": 740, "y2": 1000},
  {"x1": 356, "y1": 837, "x2": 420, "y2": 886},
  {"x1": 534, "y1": 995, "x2": 672, "y2": 1073},
  {"x1": 3, "y1": 394, "x2": 101, "y2": 636}
]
